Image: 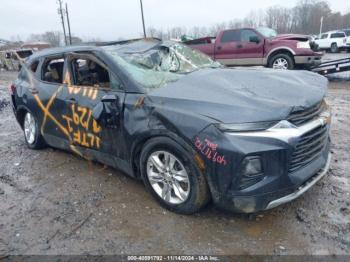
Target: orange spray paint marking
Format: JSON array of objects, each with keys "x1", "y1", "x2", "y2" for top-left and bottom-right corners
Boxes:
[
  {"x1": 40, "y1": 85, "x2": 64, "y2": 135},
  {"x1": 33, "y1": 94, "x2": 70, "y2": 138}
]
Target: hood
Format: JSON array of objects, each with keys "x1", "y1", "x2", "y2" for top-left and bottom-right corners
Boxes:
[
  {"x1": 148, "y1": 68, "x2": 328, "y2": 124},
  {"x1": 273, "y1": 34, "x2": 310, "y2": 41}
]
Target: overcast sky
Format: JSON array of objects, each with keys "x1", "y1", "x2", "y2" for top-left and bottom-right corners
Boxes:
[{"x1": 0, "y1": 0, "x2": 348, "y2": 41}]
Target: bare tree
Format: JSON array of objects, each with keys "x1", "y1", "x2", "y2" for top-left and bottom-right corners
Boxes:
[
  {"x1": 27, "y1": 31, "x2": 62, "y2": 46},
  {"x1": 139, "y1": 0, "x2": 350, "y2": 41}
]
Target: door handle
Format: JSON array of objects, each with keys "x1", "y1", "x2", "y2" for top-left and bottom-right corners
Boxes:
[
  {"x1": 216, "y1": 46, "x2": 222, "y2": 50},
  {"x1": 237, "y1": 44, "x2": 243, "y2": 48}
]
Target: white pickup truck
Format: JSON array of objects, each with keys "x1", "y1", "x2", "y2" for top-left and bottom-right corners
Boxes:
[
  {"x1": 342, "y1": 29, "x2": 350, "y2": 51},
  {"x1": 315, "y1": 31, "x2": 348, "y2": 53}
]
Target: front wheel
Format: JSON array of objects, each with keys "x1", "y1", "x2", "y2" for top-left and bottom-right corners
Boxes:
[
  {"x1": 23, "y1": 111, "x2": 46, "y2": 149},
  {"x1": 268, "y1": 54, "x2": 294, "y2": 70},
  {"x1": 330, "y1": 43, "x2": 338, "y2": 53},
  {"x1": 140, "y1": 137, "x2": 210, "y2": 214}
]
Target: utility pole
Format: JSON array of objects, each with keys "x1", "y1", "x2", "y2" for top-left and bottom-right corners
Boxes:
[
  {"x1": 319, "y1": 16, "x2": 324, "y2": 37},
  {"x1": 140, "y1": 0, "x2": 146, "y2": 38},
  {"x1": 57, "y1": 0, "x2": 67, "y2": 46},
  {"x1": 66, "y1": 2, "x2": 72, "y2": 45}
]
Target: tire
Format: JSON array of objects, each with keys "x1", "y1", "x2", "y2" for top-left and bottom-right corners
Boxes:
[
  {"x1": 268, "y1": 53, "x2": 294, "y2": 70},
  {"x1": 23, "y1": 111, "x2": 46, "y2": 149},
  {"x1": 330, "y1": 43, "x2": 338, "y2": 53},
  {"x1": 140, "y1": 137, "x2": 210, "y2": 214}
]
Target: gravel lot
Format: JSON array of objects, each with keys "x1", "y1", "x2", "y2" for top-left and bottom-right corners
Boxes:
[{"x1": 0, "y1": 54, "x2": 349, "y2": 255}]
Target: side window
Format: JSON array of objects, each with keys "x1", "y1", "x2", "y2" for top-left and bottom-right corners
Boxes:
[
  {"x1": 330, "y1": 33, "x2": 345, "y2": 38},
  {"x1": 41, "y1": 57, "x2": 64, "y2": 84},
  {"x1": 241, "y1": 29, "x2": 259, "y2": 42},
  {"x1": 30, "y1": 61, "x2": 39, "y2": 73},
  {"x1": 110, "y1": 73, "x2": 124, "y2": 91},
  {"x1": 70, "y1": 58, "x2": 110, "y2": 88},
  {"x1": 321, "y1": 34, "x2": 328, "y2": 39},
  {"x1": 221, "y1": 30, "x2": 240, "y2": 43}
]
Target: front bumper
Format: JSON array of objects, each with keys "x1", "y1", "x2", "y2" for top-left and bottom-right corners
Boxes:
[
  {"x1": 196, "y1": 112, "x2": 331, "y2": 213},
  {"x1": 265, "y1": 153, "x2": 331, "y2": 209}
]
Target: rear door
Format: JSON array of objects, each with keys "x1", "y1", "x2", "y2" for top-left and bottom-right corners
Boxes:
[
  {"x1": 60, "y1": 52, "x2": 126, "y2": 164},
  {"x1": 234, "y1": 29, "x2": 264, "y2": 65},
  {"x1": 214, "y1": 30, "x2": 241, "y2": 65},
  {"x1": 31, "y1": 55, "x2": 67, "y2": 147},
  {"x1": 330, "y1": 32, "x2": 346, "y2": 47}
]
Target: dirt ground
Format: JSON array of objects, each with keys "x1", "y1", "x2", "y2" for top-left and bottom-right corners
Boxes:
[{"x1": 0, "y1": 60, "x2": 349, "y2": 255}]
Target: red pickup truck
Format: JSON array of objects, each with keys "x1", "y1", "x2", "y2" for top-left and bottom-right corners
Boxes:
[{"x1": 185, "y1": 27, "x2": 322, "y2": 70}]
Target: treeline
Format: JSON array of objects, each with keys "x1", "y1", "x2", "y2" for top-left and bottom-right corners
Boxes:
[
  {"x1": 27, "y1": 31, "x2": 83, "y2": 47},
  {"x1": 147, "y1": 0, "x2": 350, "y2": 39}
]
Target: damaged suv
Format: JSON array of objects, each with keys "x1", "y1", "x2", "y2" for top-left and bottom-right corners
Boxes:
[{"x1": 10, "y1": 39, "x2": 331, "y2": 214}]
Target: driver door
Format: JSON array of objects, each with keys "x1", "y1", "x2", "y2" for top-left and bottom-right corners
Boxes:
[{"x1": 59, "y1": 52, "x2": 126, "y2": 165}]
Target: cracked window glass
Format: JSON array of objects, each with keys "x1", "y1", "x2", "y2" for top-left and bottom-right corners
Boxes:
[{"x1": 104, "y1": 42, "x2": 220, "y2": 90}]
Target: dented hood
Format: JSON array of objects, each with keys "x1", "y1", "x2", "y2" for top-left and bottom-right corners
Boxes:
[
  {"x1": 272, "y1": 34, "x2": 310, "y2": 41},
  {"x1": 149, "y1": 68, "x2": 328, "y2": 124}
]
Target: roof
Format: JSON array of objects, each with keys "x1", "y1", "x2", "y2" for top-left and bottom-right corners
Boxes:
[
  {"x1": 28, "y1": 38, "x2": 163, "y2": 62},
  {"x1": 324, "y1": 30, "x2": 346, "y2": 34},
  {"x1": 28, "y1": 45, "x2": 101, "y2": 61}
]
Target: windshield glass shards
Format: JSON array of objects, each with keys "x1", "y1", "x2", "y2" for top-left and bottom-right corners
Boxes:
[{"x1": 104, "y1": 42, "x2": 221, "y2": 90}]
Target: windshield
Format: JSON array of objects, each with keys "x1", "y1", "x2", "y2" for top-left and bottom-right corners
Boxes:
[
  {"x1": 344, "y1": 30, "x2": 350, "y2": 36},
  {"x1": 256, "y1": 27, "x2": 278, "y2": 38},
  {"x1": 104, "y1": 42, "x2": 220, "y2": 90}
]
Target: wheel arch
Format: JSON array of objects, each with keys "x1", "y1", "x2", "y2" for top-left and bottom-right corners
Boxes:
[
  {"x1": 16, "y1": 105, "x2": 32, "y2": 129},
  {"x1": 267, "y1": 48, "x2": 295, "y2": 65},
  {"x1": 130, "y1": 131, "x2": 197, "y2": 179}
]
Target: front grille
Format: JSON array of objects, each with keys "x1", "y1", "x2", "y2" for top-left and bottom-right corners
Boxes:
[
  {"x1": 288, "y1": 101, "x2": 326, "y2": 126},
  {"x1": 288, "y1": 124, "x2": 328, "y2": 173}
]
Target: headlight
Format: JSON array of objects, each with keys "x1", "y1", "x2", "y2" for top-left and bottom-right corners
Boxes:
[
  {"x1": 216, "y1": 121, "x2": 278, "y2": 132},
  {"x1": 297, "y1": 41, "x2": 310, "y2": 49}
]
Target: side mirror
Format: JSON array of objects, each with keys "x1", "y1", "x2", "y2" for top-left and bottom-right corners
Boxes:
[{"x1": 249, "y1": 36, "x2": 260, "y2": 44}]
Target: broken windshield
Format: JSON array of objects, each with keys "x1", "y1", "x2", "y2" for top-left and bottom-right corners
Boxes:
[
  {"x1": 256, "y1": 27, "x2": 277, "y2": 38},
  {"x1": 104, "y1": 42, "x2": 220, "y2": 90}
]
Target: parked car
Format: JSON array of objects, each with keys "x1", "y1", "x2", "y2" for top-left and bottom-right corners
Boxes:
[
  {"x1": 315, "y1": 31, "x2": 347, "y2": 53},
  {"x1": 0, "y1": 49, "x2": 33, "y2": 71},
  {"x1": 10, "y1": 39, "x2": 331, "y2": 214},
  {"x1": 341, "y1": 29, "x2": 350, "y2": 51},
  {"x1": 184, "y1": 27, "x2": 322, "y2": 70}
]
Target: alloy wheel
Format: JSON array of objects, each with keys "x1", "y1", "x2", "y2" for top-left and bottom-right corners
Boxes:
[
  {"x1": 272, "y1": 58, "x2": 289, "y2": 69},
  {"x1": 24, "y1": 112, "x2": 36, "y2": 145},
  {"x1": 146, "y1": 151, "x2": 190, "y2": 204}
]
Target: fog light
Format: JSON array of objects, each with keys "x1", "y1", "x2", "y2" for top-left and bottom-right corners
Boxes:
[
  {"x1": 236, "y1": 156, "x2": 264, "y2": 190},
  {"x1": 241, "y1": 156, "x2": 263, "y2": 177}
]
